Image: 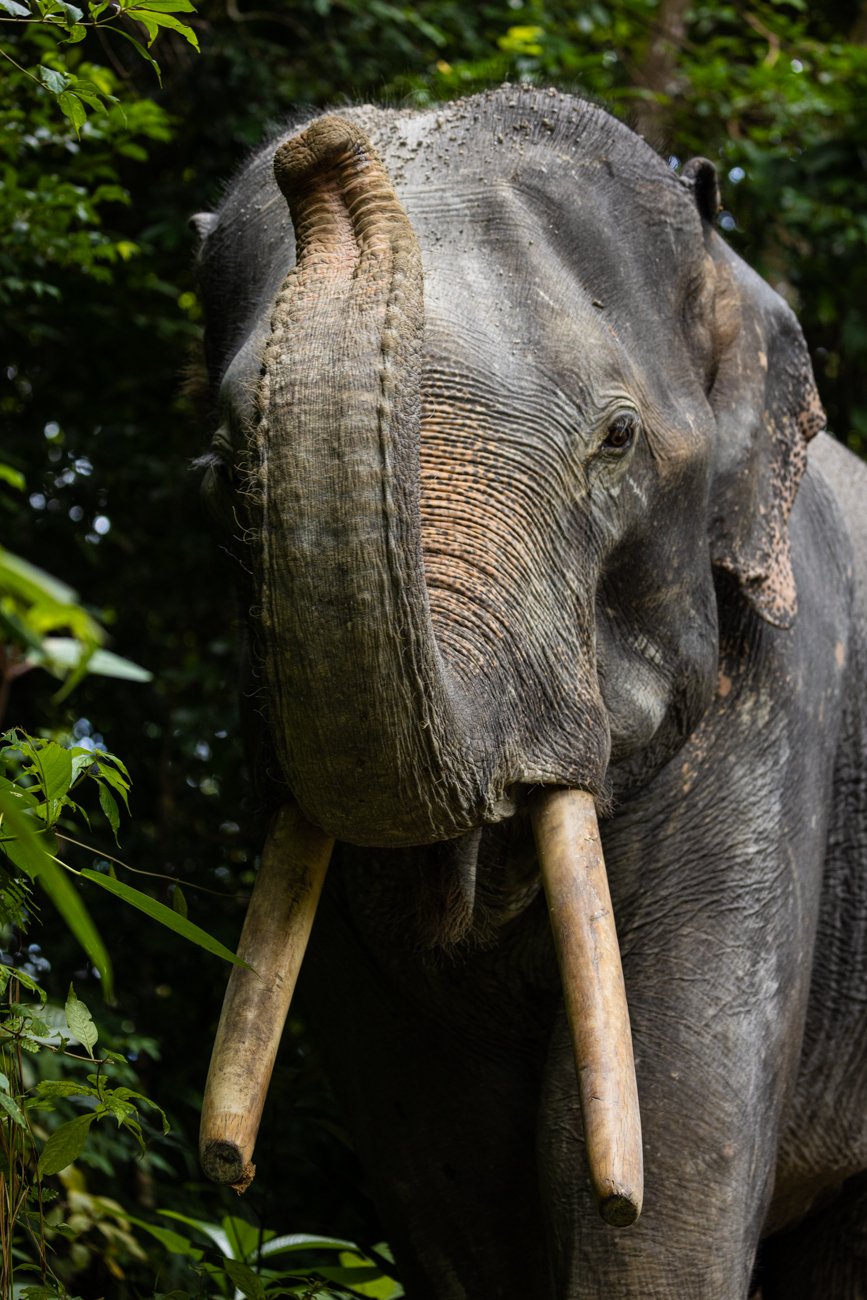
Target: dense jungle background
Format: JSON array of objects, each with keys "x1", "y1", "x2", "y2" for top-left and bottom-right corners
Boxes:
[{"x1": 2, "y1": 0, "x2": 867, "y2": 1295}]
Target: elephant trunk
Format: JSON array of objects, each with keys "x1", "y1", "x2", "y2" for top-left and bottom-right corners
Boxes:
[
  {"x1": 206, "y1": 118, "x2": 643, "y2": 1227},
  {"x1": 253, "y1": 116, "x2": 493, "y2": 846}
]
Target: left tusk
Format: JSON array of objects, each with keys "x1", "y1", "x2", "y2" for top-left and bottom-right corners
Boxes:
[
  {"x1": 531, "y1": 787, "x2": 643, "y2": 1227},
  {"x1": 199, "y1": 802, "x2": 333, "y2": 1190}
]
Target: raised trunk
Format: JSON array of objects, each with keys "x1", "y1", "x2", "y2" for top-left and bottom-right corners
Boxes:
[{"x1": 253, "y1": 117, "x2": 504, "y2": 846}]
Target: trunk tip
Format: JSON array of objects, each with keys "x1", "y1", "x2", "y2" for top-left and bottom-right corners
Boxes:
[
  {"x1": 598, "y1": 1190, "x2": 641, "y2": 1228},
  {"x1": 200, "y1": 1137, "x2": 256, "y2": 1193},
  {"x1": 274, "y1": 115, "x2": 372, "y2": 199}
]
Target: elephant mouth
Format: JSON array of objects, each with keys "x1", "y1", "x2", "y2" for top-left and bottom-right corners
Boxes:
[{"x1": 200, "y1": 785, "x2": 644, "y2": 1229}]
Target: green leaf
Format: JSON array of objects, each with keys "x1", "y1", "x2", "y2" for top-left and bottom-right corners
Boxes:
[
  {"x1": 222, "y1": 1214, "x2": 261, "y2": 1261},
  {"x1": 58, "y1": 92, "x2": 88, "y2": 137},
  {"x1": 38, "y1": 1112, "x2": 97, "y2": 1175},
  {"x1": 35, "y1": 1080, "x2": 99, "y2": 1100},
  {"x1": 260, "y1": 1234, "x2": 366, "y2": 1257},
  {"x1": 0, "y1": 548, "x2": 78, "y2": 607},
  {"x1": 32, "y1": 741, "x2": 73, "y2": 819},
  {"x1": 222, "y1": 1259, "x2": 266, "y2": 1300},
  {"x1": 0, "y1": 786, "x2": 55, "y2": 877},
  {"x1": 126, "y1": 1214, "x2": 204, "y2": 1260},
  {"x1": 98, "y1": 784, "x2": 120, "y2": 838},
  {"x1": 0, "y1": 965, "x2": 45, "y2": 1002},
  {"x1": 80, "y1": 870, "x2": 249, "y2": 968},
  {"x1": 65, "y1": 985, "x2": 98, "y2": 1058},
  {"x1": 0, "y1": 1090, "x2": 27, "y2": 1128},
  {"x1": 95, "y1": 759, "x2": 130, "y2": 810},
  {"x1": 0, "y1": 0, "x2": 32, "y2": 14},
  {"x1": 38, "y1": 67, "x2": 72, "y2": 97},
  {"x1": 0, "y1": 464, "x2": 25, "y2": 491},
  {"x1": 159, "y1": 1210, "x2": 233, "y2": 1255},
  {"x1": 38, "y1": 639, "x2": 152, "y2": 683},
  {"x1": 127, "y1": 4, "x2": 198, "y2": 47}
]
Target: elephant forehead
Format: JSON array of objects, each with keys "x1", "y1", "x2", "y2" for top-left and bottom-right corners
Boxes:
[{"x1": 407, "y1": 188, "x2": 709, "y2": 426}]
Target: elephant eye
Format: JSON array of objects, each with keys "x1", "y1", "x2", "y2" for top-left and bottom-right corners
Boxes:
[{"x1": 601, "y1": 411, "x2": 639, "y2": 453}]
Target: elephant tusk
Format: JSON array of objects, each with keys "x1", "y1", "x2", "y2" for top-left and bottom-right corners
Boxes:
[
  {"x1": 531, "y1": 787, "x2": 643, "y2": 1227},
  {"x1": 199, "y1": 803, "x2": 333, "y2": 1190}
]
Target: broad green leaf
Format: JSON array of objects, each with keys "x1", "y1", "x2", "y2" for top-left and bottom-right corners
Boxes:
[
  {"x1": 38, "y1": 67, "x2": 72, "y2": 97},
  {"x1": 69, "y1": 746, "x2": 97, "y2": 782},
  {"x1": 0, "y1": 1091, "x2": 27, "y2": 1128},
  {"x1": 80, "y1": 870, "x2": 248, "y2": 968},
  {"x1": 222, "y1": 1258, "x2": 266, "y2": 1300},
  {"x1": 95, "y1": 760, "x2": 131, "y2": 808},
  {"x1": 38, "y1": 638, "x2": 152, "y2": 683},
  {"x1": 0, "y1": 965, "x2": 44, "y2": 1001},
  {"x1": 337, "y1": 1250, "x2": 402, "y2": 1298},
  {"x1": 0, "y1": 786, "x2": 56, "y2": 877},
  {"x1": 0, "y1": 605, "x2": 43, "y2": 652},
  {"x1": 159, "y1": 1210, "x2": 232, "y2": 1255},
  {"x1": 99, "y1": 784, "x2": 120, "y2": 838},
  {"x1": 65, "y1": 985, "x2": 98, "y2": 1057},
  {"x1": 65, "y1": 21, "x2": 87, "y2": 41},
  {"x1": 132, "y1": 8, "x2": 199, "y2": 47},
  {"x1": 126, "y1": 1214, "x2": 204, "y2": 1260},
  {"x1": 38, "y1": 1112, "x2": 97, "y2": 1175},
  {"x1": 32, "y1": 741, "x2": 73, "y2": 817},
  {"x1": 129, "y1": 9, "x2": 158, "y2": 41},
  {"x1": 58, "y1": 91, "x2": 88, "y2": 137},
  {"x1": 222, "y1": 1213, "x2": 261, "y2": 1261},
  {"x1": 0, "y1": 0, "x2": 31, "y2": 13},
  {"x1": 56, "y1": 0, "x2": 84, "y2": 19},
  {"x1": 35, "y1": 1080, "x2": 99, "y2": 1100},
  {"x1": 0, "y1": 548, "x2": 77, "y2": 608}
]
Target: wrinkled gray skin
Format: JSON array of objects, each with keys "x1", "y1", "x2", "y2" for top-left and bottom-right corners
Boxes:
[{"x1": 196, "y1": 88, "x2": 867, "y2": 1298}]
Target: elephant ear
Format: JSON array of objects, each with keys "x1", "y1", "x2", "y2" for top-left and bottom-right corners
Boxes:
[{"x1": 683, "y1": 158, "x2": 826, "y2": 629}]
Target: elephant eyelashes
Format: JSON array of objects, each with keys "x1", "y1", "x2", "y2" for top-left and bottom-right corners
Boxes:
[{"x1": 601, "y1": 412, "x2": 639, "y2": 453}]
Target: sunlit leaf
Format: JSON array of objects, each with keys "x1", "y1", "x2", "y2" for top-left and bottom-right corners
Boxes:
[
  {"x1": 0, "y1": 1091, "x2": 27, "y2": 1128},
  {"x1": 65, "y1": 985, "x2": 98, "y2": 1058}
]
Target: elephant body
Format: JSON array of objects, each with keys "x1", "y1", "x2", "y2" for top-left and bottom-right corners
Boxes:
[{"x1": 196, "y1": 87, "x2": 867, "y2": 1298}]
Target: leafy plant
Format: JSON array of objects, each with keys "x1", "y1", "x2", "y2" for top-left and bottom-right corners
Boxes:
[
  {"x1": 0, "y1": 0, "x2": 199, "y2": 131},
  {"x1": 0, "y1": 971, "x2": 167, "y2": 1296},
  {"x1": 132, "y1": 1212, "x2": 404, "y2": 1299},
  {"x1": 0, "y1": 542, "x2": 151, "y2": 719}
]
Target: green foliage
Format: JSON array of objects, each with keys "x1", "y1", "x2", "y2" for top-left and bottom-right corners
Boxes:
[
  {"x1": 2, "y1": 0, "x2": 866, "y2": 1295},
  {"x1": 132, "y1": 1214, "x2": 404, "y2": 1299},
  {"x1": 0, "y1": 971, "x2": 168, "y2": 1295},
  {"x1": 0, "y1": 539, "x2": 152, "y2": 710},
  {"x1": 0, "y1": 0, "x2": 191, "y2": 305}
]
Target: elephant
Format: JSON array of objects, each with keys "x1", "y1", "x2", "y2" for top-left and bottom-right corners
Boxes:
[{"x1": 192, "y1": 86, "x2": 867, "y2": 1299}]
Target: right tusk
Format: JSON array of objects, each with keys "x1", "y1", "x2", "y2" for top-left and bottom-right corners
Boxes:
[
  {"x1": 531, "y1": 787, "x2": 643, "y2": 1227},
  {"x1": 199, "y1": 803, "x2": 333, "y2": 1190}
]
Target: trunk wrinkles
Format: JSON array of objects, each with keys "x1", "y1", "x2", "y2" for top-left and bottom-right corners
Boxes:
[{"x1": 250, "y1": 117, "x2": 506, "y2": 846}]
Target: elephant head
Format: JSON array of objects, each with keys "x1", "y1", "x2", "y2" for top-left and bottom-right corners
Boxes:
[{"x1": 195, "y1": 89, "x2": 823, "y2": 1225}]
